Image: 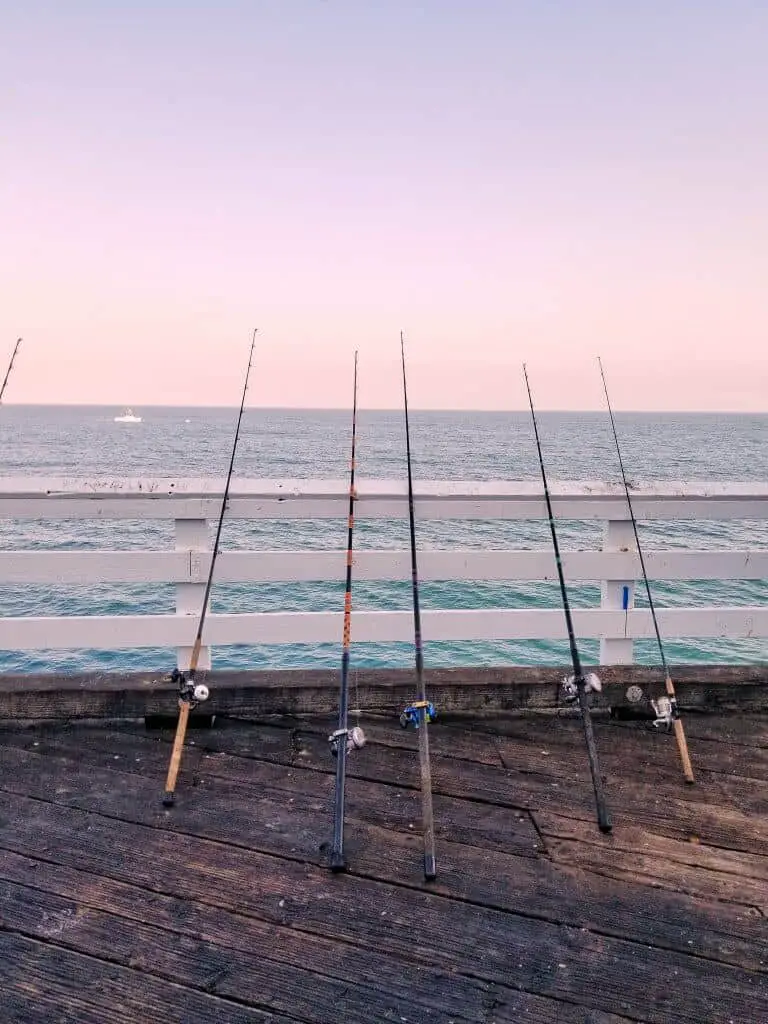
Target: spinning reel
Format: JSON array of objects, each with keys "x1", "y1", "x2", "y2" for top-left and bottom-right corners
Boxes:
[
  {"x1": 624, "y1": 684, "x2": 677, "y2": 729},
  {"x1": 651, "y1": 695, "x2": 677, "y2": 730},
  {"x1": 561, "y1": 672, "x2": 602, "y2": 705},
  {"x1": 169, "y1": 668, "x2": 210, "y2": 708},
  {"x1": 328, "y1": 725, "x2": 367, "y2": 757},
  {"x1": 399, "y1": 700, "x2": 437, "y2": 729}
]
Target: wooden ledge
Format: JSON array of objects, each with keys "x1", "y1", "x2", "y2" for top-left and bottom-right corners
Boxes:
[{"x1": 0, "y1": 664, "x2": 766, "y2": 721}]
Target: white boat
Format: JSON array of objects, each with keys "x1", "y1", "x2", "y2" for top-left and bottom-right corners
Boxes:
[{"x1": 114, "y1": 408, "x2": 142, "y2": 423}]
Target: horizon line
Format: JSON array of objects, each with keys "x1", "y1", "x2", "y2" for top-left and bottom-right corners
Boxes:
[{"x1": 1, "y1": 402, "x2": 764, "y2": 416}]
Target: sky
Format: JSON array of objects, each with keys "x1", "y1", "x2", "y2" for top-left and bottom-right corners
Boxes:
[{"x1": 1, "y1": 1, "x2": 767, "y2": 410}]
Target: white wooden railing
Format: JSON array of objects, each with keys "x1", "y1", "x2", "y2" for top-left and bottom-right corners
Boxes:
[{"x1": 0, "y1": 477, "x2": 766, "y2": 670}]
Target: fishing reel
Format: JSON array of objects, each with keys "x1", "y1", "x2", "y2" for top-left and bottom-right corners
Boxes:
[
  {"x1": 399, "y1": 700, "x2": 437, "y2": 729},
  {"x1": 651, "y1": 695, "x2": 677, "y2": 730},
  {"x1": 561, "y1": 672, "x2": 602, "y2": 705},
  {"x1": 169, "y1": 668, "x2": 210, "y2": 708},
  {"x1": 328, "y1": 725, "x2": 367, "y2": 757}
]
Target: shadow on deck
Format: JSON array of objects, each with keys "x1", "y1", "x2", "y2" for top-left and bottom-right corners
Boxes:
[{"x1": 0, "y1": 708, "x2": 766, "y2": 1023}]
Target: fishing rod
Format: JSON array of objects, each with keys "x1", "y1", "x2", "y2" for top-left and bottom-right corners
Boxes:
[
  {"x1": 0, "y1": 339, "x2": 21, "y2": 404},
  {"x1": 328, "y1": 350, "x2": 365, "y2": 872},
  {"x1": 162, "y1": 328, "x2": 257, "y2": 807},
  {"x1": 597, "y1": 357, "x2": 695, "y2": 784},
  {"x1": 523, "y1": 364, "x2": 612, "y2": 833},
  {"x1": 398, "y1": 332, "x2": 437, "y2": 881}
]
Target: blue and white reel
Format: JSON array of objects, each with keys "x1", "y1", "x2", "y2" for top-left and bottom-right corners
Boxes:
[{"x1": 399, "y1": 701, "x2": 437, "y2": 729}]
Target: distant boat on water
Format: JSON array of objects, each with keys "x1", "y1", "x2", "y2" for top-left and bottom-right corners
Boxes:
[{"x1": 114, "y1": 408, "x2": 142, "y2": 423}]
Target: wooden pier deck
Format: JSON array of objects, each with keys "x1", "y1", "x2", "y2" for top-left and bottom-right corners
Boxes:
[{"x1": 0, "y1": 707, "x2": 766, "y2": 1023}]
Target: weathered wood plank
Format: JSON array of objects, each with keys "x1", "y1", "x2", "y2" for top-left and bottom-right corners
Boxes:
[
  {"x1": 544, "y1": 837, "x2": 768, "y2": 914},
  {"x1": 5, "y1": 715, "x2": 766, "y2": 858},
  {"x1": 481, "y1": 715, "x2": 768, "y2": 782},
  {"x1": 0, "y1": 727, "x2": 541, "y2": 858},
  {"x1": 0, "y1": 931, "x2": 287, "y2": 1024},
  {"x1": 0, "y1": 747, "x2": 764, "y2": 975},
  {"x1": 0, "y1": 878, "x2": 494, "y2": 1024},
  {"x1": 185, "y1": 719, "x2": 768, "y2": 856},
  {"x1": 1, "y1": 665, "x2": 767, "y2": 721},
  {"x1": 677, "y1": 714, "x2": 768, "y2": 749},
  {"x1": 535, "y1": 812, "x2": 768, "y2": 884},
  {"x1": 0, "y1": 852, "x2": 633, "y2": 1024},
  {"x1": 0, "y1": 792, "x2": 766, "y2": 1024}
]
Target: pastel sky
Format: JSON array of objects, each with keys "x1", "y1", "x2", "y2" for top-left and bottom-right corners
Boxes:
[{"x1": 2, "y1": 1, "x2": 767, "y2": 410}]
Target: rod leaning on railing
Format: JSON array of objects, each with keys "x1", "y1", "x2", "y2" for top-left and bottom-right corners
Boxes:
[
  {"x1": 598, "y1": 357, "x2": 695, "y2": 783},
  {"x1": 162, "y1": 330, "x2": 257, "y2": 807},
  {"x1": 523, "y1": 364, "x2": 611, "y2": 833},
  {"x1": 400, "y1": 332, "x2": 437, "y2": 880},
  {"x1": 329, "y1": 350, "x2": 361, "y2": 873}
]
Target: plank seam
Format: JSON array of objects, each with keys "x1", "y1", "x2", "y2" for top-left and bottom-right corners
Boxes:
[{"x1": 1, "y1": 788, "x2": 760, "y2": 977}]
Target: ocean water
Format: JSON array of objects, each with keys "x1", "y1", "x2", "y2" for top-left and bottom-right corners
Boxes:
[{"x1": 0, "y1": 405, "x2": 766, "y2": 673}]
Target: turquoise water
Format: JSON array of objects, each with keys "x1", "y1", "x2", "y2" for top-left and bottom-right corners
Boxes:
[{"x1": 0, "y1": 405, "x2": 766, "y2": 672}]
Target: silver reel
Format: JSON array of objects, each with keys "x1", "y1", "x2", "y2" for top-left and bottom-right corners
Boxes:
[
  {"x1": 651, "y1": 696, "x2": 674, "y2": 730},
  {"x1": 328, "y1": 725, "x2": 366, "y2": 757},
  {"x1": 561, "y1": 672, "x2": 602, "y2": 704},
  {"x1": 172, "y1": 669, "x2": 210, "y2": 708}
]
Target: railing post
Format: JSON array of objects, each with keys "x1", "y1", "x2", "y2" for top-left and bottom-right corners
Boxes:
[
  {"x1": 600, "y1": 518, "x2": 636, "y2": 665},
  {"x1": 175, "y1": 518, "x2": 211, "y2": 671}
]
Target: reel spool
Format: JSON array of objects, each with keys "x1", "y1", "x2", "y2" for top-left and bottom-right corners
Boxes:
[{"x1": 328, "y1": 725, "x2": 367, "y2": 757}]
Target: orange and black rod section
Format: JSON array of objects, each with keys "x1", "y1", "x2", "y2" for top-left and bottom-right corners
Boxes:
[
  {"x1": 597, "y1": 357, "x2": 694, "y2": 784},
  {"x1": 400, "y1": 332, "x2": 437, "y2": 880},
  {"x1": 162, "y1": 328, "x2": 257, "y2": 807},
  {"x1": 524, "y1": 363, "x2": 612, "y2": 834},
  {"x1": 330, "y1": 350, "x2": 359, "y2": 871}
]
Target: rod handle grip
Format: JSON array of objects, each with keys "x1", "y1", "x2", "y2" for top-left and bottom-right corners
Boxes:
[
  {"x1": 673, "y1": 718, "x2": 695, "y2": 784},
  {"x1": 163, "y1": 701, "x2": 191, "y2": 803}
]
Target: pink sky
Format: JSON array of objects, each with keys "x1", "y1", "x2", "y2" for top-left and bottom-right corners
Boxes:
[{"x1": 2, "y1": 2, "x2": 767, "y2": 411}]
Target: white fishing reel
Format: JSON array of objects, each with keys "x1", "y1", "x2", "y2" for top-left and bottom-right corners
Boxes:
[
  {"x1": 171, "y1": 669, "x2": 210, "y2": 708},
  {"x1": 561, "y1": 672, "x2": 602, "y2": 704},
  {"x1": 651, "y1": 696, "x2": 674, "y2": 730},
  {"x1": 328, "y1": 725, "x2": 366, "y2": 757}
]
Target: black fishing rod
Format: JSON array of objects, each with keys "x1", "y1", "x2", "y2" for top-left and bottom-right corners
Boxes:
[
  {"x1": 597, "y1": 357, "x2": 695, "y2": 783},
  {"x1": 399, "y1": 332, "x2": 437, "y2": 881},
  {"x1": 0, "y1": 339, "x2": 21, "y2": 404},
  {"x1": 162, "y1": 328, "x2": 257, "y2": 807},
  {"x1": 329, "y1": 350, "x2": 365, "y2": 872},
  {"x1": 523, "y1": 364, "x2": 612, "y2": 833}
]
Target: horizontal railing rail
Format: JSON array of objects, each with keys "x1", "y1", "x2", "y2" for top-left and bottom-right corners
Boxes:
[
  {"x1": 0, "y1": 477, "x2": 765, "y2": 669},
  {"x1": 0, "y1": 549, "x2": 767, "y2": 584},
  {"x1": 0, "y1": 477, "x2": 767, "y2": 519}
]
